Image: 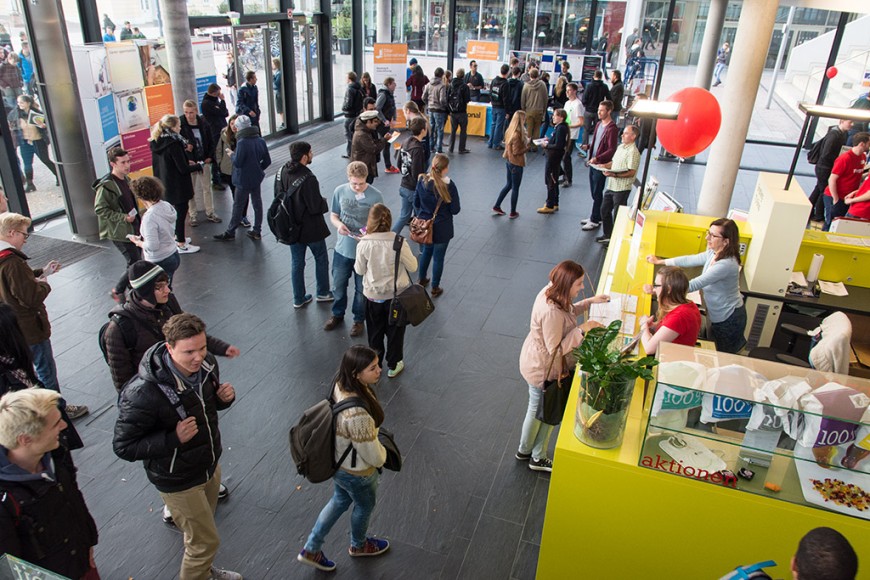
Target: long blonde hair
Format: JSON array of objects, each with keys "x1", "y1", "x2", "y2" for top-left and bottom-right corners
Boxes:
[
  {"x1": 504, "y1": 110, "x2": 528, "y2": 147},
  {"x1": 421, "y1": 153, "x2": 451, "y2": 203},
  {"x1": 150, "y1": 114, "x2": 179, "y2": 141}
]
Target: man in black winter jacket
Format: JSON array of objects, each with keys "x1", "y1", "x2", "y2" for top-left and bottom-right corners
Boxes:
[
  {"x1": 180, "y1": 99, "x2": 220, "y2": 225},
  {"x1": 393, "y1": 117, "x2": 428, "y2": 234},
  {"x1": 375, "y1": 78, "x2": 399, "y2": 172},
  {"x1": 448, "y1": 68, "x2": 471, "y2": 154},
  {"x1": 275, "y1": 142, "x2": 333, "y2": 308},
  {"x1": 342, "y1": 72, "x2": 364, "y2": 157},
  {"x1": 200, "y1": 84, "x2": 229, "y2": 188},
  {"x1": 808, "y1": 118, "x2": 852, "y2": 222},
  {"x1": 114, "y1": 313, "x2": 241, "y2": 580},
  {"x1": 582, "y1": 70, "x2": 612, "y2": 145}
]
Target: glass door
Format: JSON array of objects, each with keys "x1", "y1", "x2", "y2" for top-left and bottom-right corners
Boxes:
[
  {"x1": 232, "y1": 25, "x2": 283, "y2": 136},
  {"x1": 292, "y1": 17, "x2": 321, "y2": 126}
]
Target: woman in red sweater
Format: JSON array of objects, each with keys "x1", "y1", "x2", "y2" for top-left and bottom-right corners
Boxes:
[{"x1": 640, "y1": 266, "x2": 701, "y2": 355}]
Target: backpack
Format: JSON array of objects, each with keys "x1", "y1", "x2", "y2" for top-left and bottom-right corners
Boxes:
[
  {"x1": 98, "y1": 312, "x2": 137, "y2": 365},
  {"x1": 289, "y1": 396, "x2": 366, "y2": 483},
  {"x1": 447, "y1": 84, "x2": 463, "y2": 113},
  {"x1": 806, "y1": 138, "x2": 823, "y2": 165},
  {"x1": 490, "y1": 77, "x2": 507, "y2": 107},
  {"x1": 267, "y1": 171, "x2": 309, "y2": 245}
]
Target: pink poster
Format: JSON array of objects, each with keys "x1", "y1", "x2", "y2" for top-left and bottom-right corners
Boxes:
[{"x1": 121, "y1": 128, "x2": 152, "y2": 172}]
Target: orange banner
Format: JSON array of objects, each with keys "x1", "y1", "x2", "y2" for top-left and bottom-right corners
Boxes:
[
  {"x1": 466, "y1": 41, "x2": 500, "y2": 61},
  {"x1": 374, "y1": 43, "x2": 408, "y2": 65},
  {"x1": 145, "y1": 84, "x2": 174, "y2": 126}
]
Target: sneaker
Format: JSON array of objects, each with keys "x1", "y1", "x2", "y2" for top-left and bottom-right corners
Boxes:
[
  {"x1": 492, "y1": 206, "x2": 506, "y2": 216},
  {"x1": 554, "y1": 205, "x2": 559, "y2": 211},
  {"x1": 208, "y1": 565, "x2": 243, "y2": 580},
  {"x1": 218, "y1": 483, "x2": 229, "y2": 501},
  {"x1": 323, "y1": 316, "x2": 344, "y2": 331},
  {"x1": 431, "y1": 286, "x2": 444, "y2": 297},
  {"x1": 316, "y1": 293, "x2": 335, "y2": 302},
  {"x1": 562, "y1": 181, "x2": 572, "y2": 188},
  {"x1": 459, "y1": 149, "x2": 471, "y2": 154},
  {"x1": 294, "y1": 294, "x2": 313, "y2": 309},
  {"x1": 580, "y1": 219, "x2": 591, "y2": 226},
  {"x1": 177, "y1": 243, "x2": 201, "y2": 254},
  {"x1": 387, "y1": 361, "x2": 405, "y2": 378},
  {"x1": 189, "y1": 216, "x2": 199, "y2": 227},
  {"x1": 240, "y1": 218, "x2": 252, "y2": 228},
  {"x1": 349, "y1": 538, "x2": 390, "y2": 558},
  {"x1": 418, "y1": 277, "x2": 430, "y2": 287},
  {"x1": 212, "y1": 183, "x2": 226, "y2": 191},
  {"x1": 509, "y1": 212, "x2": 520, "y2": 219},
  {"x1": 213, "y1": 232, "x2": 235, "y2": 241},
  {"x1": 246, "y1": 231, "x2": 262, "y2": 241},
  {"x1": 596, "y1": 235, "x2": 610, "y2": 244},
  {"x1": 537, "y1": 206, "x2": 555, "y2": 214},
  {"x1": 65, "y1": 404, "x2": 89, "y2": 420},
  {"x1": 515, "y1": 451, "x2": 532, "y2": 461},
  {"x1": 495, "y1": 145, "x2": 505, "y2": 150},
  {"x1": 206, "y1": 213, "x2": 223, "y2": 223},
  {"x1": 581, "y1": 221, "x2": 600, "y2": 231},
  {"x1": 162, "y1": 504, "x2": 175, "y2": 527},
  {"x1": 529, "y1": 457, "x2": 553, "y2": 472},
  {"x1": 385, "y1": 166, "x2": 400, "y2": 174},
  {"x1": 350, "y1": 322, "x2": 365, "y2": 337},
  {"x1": 297, "y1": 550, "x2": 336, "y2": 572},
  {"x1": 341, "y1": 154, "x2": 350, "y2": 159}
]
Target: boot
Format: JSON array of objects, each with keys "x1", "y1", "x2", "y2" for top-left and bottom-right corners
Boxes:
[{"x1": 24, "y1": 170, "x2": 36, "y2": 192}]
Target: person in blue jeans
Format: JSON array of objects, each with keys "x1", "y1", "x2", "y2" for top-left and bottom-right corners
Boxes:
[
  {"x1": 415, "y1": 154, "x2": 461, "y2": 297},
  {"x1": 493, "y1": 111, "x2": 530, "y2": 218},
  {"x1": 324, "y1": 162, "x2": 384, "y2": 337},
  {"x1": 393, "y1": 117, "x2": 428, "y2": 233},
  {"x1": 422, "y1": 67, "x2": 448, "y2": 153},
  {"x1": 487, "y1": 64, "x2": 509, "y2": 149},
  {"x1": 297, "y1": 345, "x2": 390, "y2": 572},
  {"x1": 274, "y1": 141, "x2": 334, "y2": 308}
]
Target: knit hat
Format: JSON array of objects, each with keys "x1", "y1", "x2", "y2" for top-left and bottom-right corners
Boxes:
[
  {"x1": 409, "y1": 58, "x2": 417, "y2": 65},
  {"x1": 128, "y1": 261, "x2": 168, "y2": 304},
  {"x1": 234, "y1": 115, "x2": 251, "y2": 130},
  {"x1": 359, "y1": 110, "x2": 379, "y2": 121}
]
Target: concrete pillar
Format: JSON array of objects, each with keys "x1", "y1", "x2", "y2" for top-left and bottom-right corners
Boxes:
[
  {"x1": 618, "y1": 0, "x2": 644, "y2": 71},
  {"x1": 377, "y1": 0, "x2": 392, "y2": 43},
  {"x1": 694, "y1": 0, "x2": 726, "y2": 88},
  {"x1": 159, "y1": 0, "x2": 197, "y2": 114},
  {"x1": 697, "y1": 1, "x2": 779, "y2": 218}
]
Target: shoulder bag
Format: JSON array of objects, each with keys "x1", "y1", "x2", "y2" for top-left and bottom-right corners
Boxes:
[
  {"x1": 378, "y1": 427, "x2": 402, "y2": 472},
  {"x1": 388, "y1": 235, "x2": 435, "y2": 327},
  {"x1": 536, "y1": 344, "x2": 575, "y2": 425},
  {"x1": 409, "y1": 196, "x2": 442, "y2": 245}
]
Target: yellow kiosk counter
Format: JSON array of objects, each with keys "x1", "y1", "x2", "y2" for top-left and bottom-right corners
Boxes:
[{"x1": 537, "y1": 207, "x2": 870, "y2": 580}]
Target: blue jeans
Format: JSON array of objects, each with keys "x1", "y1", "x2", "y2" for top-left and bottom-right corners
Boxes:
[
  {"x1": 418, "y1": 242, "x2": 449, "y2": 287},
  {"x1": 331, "y1": 252, "x2": 365, "y2": 322},
  {"x1": 713, "y1": 62, "x2": 726, "y2": 84},
  {"x1": 30, "y1": 339, "x2": 59, "y2": 392},
  {"x1": 154, "y1": 251, "x2": 181, "y2": 286},
  {"x1": 392, "y1": 186, "x2": 416, "y2": 233},
  {"x1": 518, "y1": 384, "x2": 554, "y2": 461},
  {"x1": 822, "y1": 195, "x2": 847, "y2": 232},
  {"x1": 588, "y1": 166, "x2": 606, "y2": 222},
  {"x1": 495, "y1": 162, "x2": 523, "y2": 213},
  {"x1": 227, "y1": 187, "x2": 263, "y2": 234},
  {"x1": 291, "y1": 239, "x2": 330, "y2": 304},
  {"x1": 304, "y1": 469, "x2": 380, "y2": 552},
  {"x1": 711, "y1": 304, "x2": 747, "y2": 354},
  {"x1": 429, "y1": 111, "x2": 447, "y2": 153},
  {"x1": 488, "y1": 108, "x2": 506, "y2": 148}
]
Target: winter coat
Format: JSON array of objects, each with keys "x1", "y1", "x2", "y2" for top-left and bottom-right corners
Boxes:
[
  {"x1": 360, "y1": 82, "x2": 377, "y2": 101},
  {"x1": 521, "y1": 78, "x2": 549, "y2": 116},
  {"x1": 0, "y1": 445, "x2": 98, "y2": 579},
  {"x1": 104, "y1": 293, "x2": 231, "y2": 393},
  {"x1": 582, "y1": 79, "x2": 612, "y2": 113},
  {"x1": 274, "y1": 163, "x2": 330, "y2": 244},
  {"x1": 93, "y1": 172, "x2": 137, "y2": 242},
  {"x1": 422, "y1": 77, "x2": 448, "y2": 112},
  {"x1": 351, "y1": 124, "x2": 385, "y2": 179},
  {"x1": 0, "y1": 243, "x2": 51, "y2": 344},
  {"x1": 342, "y1": 80, "x2": 364, "y2": 118},
  {"x1": 399, "y1": 137, "x2": 427, "y2": 190},
  {"x1": 113, "y1": 342, "x2": 232, "y2": 492},
  {"x1": 232, "y1": 126, "x2": 271, "y2": 190},
  {"x1": 354, "y1": 232, "x2": 417, "y2": 301},
  {"x1": 150, "y1": 132, "x2": 200, "y2": 205},
  {"x1": 405, "y1": 73, "x2": 429, "y2": 104},
  {"x1": 214, "y1": 127, "x2": 236, "y2": 176},
  {"x1": 414, "y1": 177, "x2": 461, "y2": 244},
  {"x1": 139, "y1": 200, "x2": 178, "y2": 263},
  {"x1": 375, "y1": 87, "x2": 397, "y2": 124},
  {"x1": 179, "y1": 114, "x2": 216, "y2": 163},
  {"x1": 236, "y1": 82, "x2": 260, "y2": 122},
  {"x1": 448, "y1": 77, "x2": 470, "y2": 113},
  {"x1": 519, "y1": 285, "x2": 585, "y2": 388},
  {"x1": 200, "y1": 92, "x2": 228, "y2": 135}
]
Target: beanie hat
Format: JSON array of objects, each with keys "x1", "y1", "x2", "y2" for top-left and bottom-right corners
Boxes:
[
  {"x1": 234, "y1": 115, "x2": 251, "y2": 130},
  {"x1": 409, "y1": 58, "x2": 417, "y2": 65},
  {"x1": 128, "y1": 261, "x2": 167, "y2": 304}
]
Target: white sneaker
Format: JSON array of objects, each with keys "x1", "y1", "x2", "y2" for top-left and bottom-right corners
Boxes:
[
  {"x1": 580, "y1": 219, "x2": 591, "y2": 226},
  {"x1": 177, "y1": 243, "x2": 201, "y2": 254},
  {"x1": 581, "y1": 221, "x2": 600, "y2": 231},
  {"x1": 208, "y1": 566, "x2": 243, "y2": 580}
]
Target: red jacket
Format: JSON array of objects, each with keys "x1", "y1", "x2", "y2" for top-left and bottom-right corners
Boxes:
[{"x1": 589, "y1": 120, "x2": 619, "y2": 164}]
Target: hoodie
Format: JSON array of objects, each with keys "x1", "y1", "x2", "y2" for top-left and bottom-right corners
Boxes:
[
  {"x1": 140, "y1": 199, "x2": 179, "y2": 262},
  {"x1": 521, "y1": 78, "x2": 549, "y2": 116},
  {"x1": 400, "y1": 137, "x2": 427, "y2": 190},
  {"x1": 582, "y1": 79, "x2": 612, "y2": 113},
  {"x1": 423, "y1": 77, "x2": 448, "y2": 112},
  {"x1": 354, "y1": 232, "x2": 418, "y2": 301},
  {"x1": 448, "y1": 77, "x2": 470, "y2": 114}
]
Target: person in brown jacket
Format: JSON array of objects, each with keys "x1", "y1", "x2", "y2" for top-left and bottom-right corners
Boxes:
[
  {"x1": 351, "y1": 110, "x2": 390, "y2": 184},
  {"x1": 520, "y1": 68, "x2": 549, "y2": 152},
  {"x1": 492, "y1": 111, "x2": 530, "y2": 218},
  {"x1": 0, "y1": 213, "x2": 88, "y2": 419},
  {"x1": 516, "y1": 260, "x2": 607, "y2": 472}
]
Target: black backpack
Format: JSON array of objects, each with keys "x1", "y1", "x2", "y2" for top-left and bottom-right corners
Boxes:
[
  {"x1": 98, "y1": 312, "x2": 137, "y2": 365},
  {"x1": 490, "y1": 77, "x2": 506, "y2": 107},
  {"x1": 289, "y1": 396, "x2": 366, "y2": 483},
  {"x1": 806, "y1": 138, "x2": 823, "y2": 165},
  {"x1": 447, "y1": 84, "x2": 463, "y2": 113},
  {"x1": 267, "y1": 172, "x2": 309, "y2": 245}
]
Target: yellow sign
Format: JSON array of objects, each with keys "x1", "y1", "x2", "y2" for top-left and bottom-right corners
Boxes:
[
  {"x1": 466, "y1": 40, "x2": 500, "y2": 61},
  {"x1": 374, "y1": 43, "x2": 408, "y2": 65},
  {"x1": 444, "y1": 103, "x2": 489, "y2": 137}
]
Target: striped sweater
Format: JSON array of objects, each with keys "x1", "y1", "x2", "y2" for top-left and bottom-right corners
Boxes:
[{"x1": 333, "y1": 385, "x2": 387, "y2": 475}]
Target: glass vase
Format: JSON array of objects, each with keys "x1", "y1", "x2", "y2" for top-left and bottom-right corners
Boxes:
[{"x1": 573, "y1": 371, "x2": 636, "y2": 449}]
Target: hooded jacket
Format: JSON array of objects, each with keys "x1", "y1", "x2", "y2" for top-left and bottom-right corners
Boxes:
[
  {"x1": 139, "y1": 200, "x2": 178, "y2": 263},
  {"x1": 504, "y1": 77, "x2": 523, "y2": 116},
  {"x1": 351, "y1": 123, "x2": 385, "y2": 179},
  {"x1": 582, "y1": 79, "x2": 612, "y2": 113},
  {"x1": 399, "y1": 137, "x2": 427, "y2": 190},
  {"x1": 0, "y1": 445, "x2": 98, "y2": 579},
  {"x1": 423, "y1": 77, "x2": 448, "y2": 112},
  {"x1": 200, "y1": 92, "x2": 228, "y2": 135},
  {"x1": 342, "y1": 80, "x2": 364, "y2": 118},
  {"x1": 521, "y1": 78, "x2": 549, "y2": 116},
  {"x1": 150, "y1": 131, "x2": 201, "y2": 205},
  {"x1": 274, "y1": 163, "x2": 330, "y2": 244},
  {"x1": 179, "y1": 114, "x2": 216, "y2": 163},
  {"x1": 93, "y1": 172, "x2": 138, "y2": 242},
  {"x1": 354, "y1": 232, "x2": 417, "y2": 301},
  {"x1": 448, "y1": 77, "x2": 470, "y2": 114},
  {"x1": 113, "y1": 342, "x2": 232, "y2": 492},
  {"x1": 0, "y1": 243, "x2": 50, "y2": 344},
  {"x1": 232, "y1": 126, "x2": 271, "y2": 190}
]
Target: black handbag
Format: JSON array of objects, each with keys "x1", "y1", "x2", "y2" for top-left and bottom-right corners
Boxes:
[
  {"x1": 388, "y1": 235, "x2": 435, "y2": 327},
  {"x1": 536, "y1": 345, "x2": 574, "y2": 425},
  {"x1": 378, "y1": 427, "x2": 402, "y2": 472}
]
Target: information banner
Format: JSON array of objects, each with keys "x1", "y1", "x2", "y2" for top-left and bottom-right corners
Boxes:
[
  {"x1": 106, "y1": 42, "x2": 145, "y2": 92},
  {"x1": 98, "y1": 94, "x2": 119, "y2": 141},
  {"x1": 114, "y1": 88, "x2": 149, "y2": 133},
  {"x1": 373, "y1": 43, "x2": 408, "y2": 88},
  {"x1": 137, "y1": 39, "x2": 172, "y2": 86},
  {"x1": 144, "y1": 84, "x2": 174, "y2": 125},
  {"x1": 121, "y1": 128, "x2": 152, "y2": 172},
  {"x1": 466, "y1": 40, "x2": 499, "y2": 61},
  {"x1": 196, "y1": 75, "x2": 218, "y2": 105}
]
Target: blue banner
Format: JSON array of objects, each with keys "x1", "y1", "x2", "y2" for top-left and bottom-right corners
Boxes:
[
  {"x1": 196, "y1": 75, "x2": 217, "y2": 106},
  {"x1": 98, "y1": 94, "x2": 119, "y2": 142}
]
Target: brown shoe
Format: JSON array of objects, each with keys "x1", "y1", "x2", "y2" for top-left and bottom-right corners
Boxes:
[
  {"x1": 431, "y1": 286, "x2": 444, "y2": 297},
  {"x1": 419, "y1": 278, "x2": 430, "y2": 287},
  {"x1": 350, "y1": 322, "x2": 365, "y2": 337},
  {"x1": 323, "y1": 316, "x2": 343, "y2": 331}
]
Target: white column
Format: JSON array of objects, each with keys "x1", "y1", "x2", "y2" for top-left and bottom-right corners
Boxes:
[
  {"x1": 160, "y1": 0, "x2": 197, "y2": 114},
  {"x1": 377, "y1": 0, "x2": 392, "y2": 43},
  {"x1": 697, "y1": 1, "x2": 779, "y2": 218},
  {"x1": 617, "y1": 0, "x2": 644, "y2": 71},
  {"x1": 693, "y1": 0, "x2": 727, "y2": 88}
]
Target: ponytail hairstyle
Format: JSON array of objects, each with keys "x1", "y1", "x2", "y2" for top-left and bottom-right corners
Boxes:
[
  {"x1": 150, "y1": 114, "x2": 179, "y2": 141},
  {"x1": 545, "y1": 260, "x2": 585, "y2": 313},
  {"x1": 654, "y1": 266, "x2": 691, "y2": 321},
  {"x1": 333, "y1": 345, "x2": 385, "y2": 426},
  {"x1": 710, "y1": 218, "x2": 742, "y2": 264},
  {"x1": 422, "y1": 153, "x2": 452, "y2": 203},
  {"x1": 366, "y1": 203, "x2": 392, "y2": 234}
]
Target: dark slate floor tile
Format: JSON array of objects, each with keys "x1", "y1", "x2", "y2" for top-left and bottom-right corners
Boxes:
[
  {"x1": 521, "y1": 477, "x2": 551, "y2": 545},
  {"x1": 456, "y1": 515, "x2": 522, "y2": 580},
  {"x1": 94, "y1": 510, "x2": 181, "y2": 579},
  {"x1": 483, "y1": 454, "x2": 541, "y2": 525},
  {"x1": 511, "y1": 540, "x2": 541, "y2": 580}
]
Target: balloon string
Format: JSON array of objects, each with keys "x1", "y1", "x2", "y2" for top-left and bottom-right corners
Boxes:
[{"x1": 674, "y1": 157, "x2": 682, "y2": 195}]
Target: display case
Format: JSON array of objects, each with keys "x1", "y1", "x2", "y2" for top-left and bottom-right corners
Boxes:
[{"x1": 640, "y1": 343, "x2": 870, "y2": 521}]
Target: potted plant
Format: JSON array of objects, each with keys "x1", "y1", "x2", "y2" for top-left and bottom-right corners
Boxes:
[
  {"x1": 334, "y1": 7, "x2": 352, "y2": 55},
  {"x1": 573, "y1": 320, "x2": 657, "y2": 449}
]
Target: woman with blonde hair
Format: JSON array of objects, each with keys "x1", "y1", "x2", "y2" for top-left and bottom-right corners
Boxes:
[
  {"x1": 493, "y1": 110, "x2": 530, "y2": 218},
  {"x1": 354, "y1": 204, "x2": 417, "y2": 378},
  {"x1": 414, "y1": 154, "x2": 461, "y2": 297},
  {"x1": 639, "y1": 266, "x2": 701, "y2": 355},
  {"x1": 149, "y1": 114, "x2": 202, "y2": 253}
]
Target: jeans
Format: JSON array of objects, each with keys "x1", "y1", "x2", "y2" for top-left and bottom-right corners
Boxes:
[
  {"x1": 226, "y1": 187, "x2": 263, "y2": 234},
  {"x1": 495, "y1": 162, "x2": 524, "y2": 213},
  {"x1": 304, "y1": 469, "x2": 380, "y2": 553},
  {"x1": 30, "y1": 339, "x2": 59, "y2": 392},
  {"x1": 710, "y1": 304, "x2": 747, "y2": 354},
  {"x1": 365, "y1": 300, "x2": 406, "y2": 370},
  {"x1": 392, "y1": 186, "x2": 416, "y2": 233},
  {"x1": 822, "y1": 194, "x2": 847, "y2": 232},
  {"x1": 429, "y1": 111, "x2": 447, "y2": 153},
  {"x1": 19, "y1": 139, "x2": 56, "y2": 176},
  {"x1": 448, "y1": 112, "x2": 468, "y2": 152},
  {"x1": 713, "y1": 62, "x2": 726, "y2": 84},
  {"x1": 588, "y1": 166, "x2": 606, "y2": 222},
  {"x1": 290, "y1": 239, "x2": 330, "y2": 304},
  {"x1": 601, "y1": 189, "x2": 631, "y2": 237},
  {"x1": 584, "y1": 111, "x2": 598, "y2": 145},
  {"x1": 332, "y1": 252, "x2": 365, "y2": 322},
  {"x1": 154, "y1": 251, "x2": 181, "y2": 285},
  {"x1": 418, "y1": 242, "x2": 449, "y2": 287},
  {"x1": 518, "y1": 384, "x2": 554, "y2": 461},
  {"x1": 488, "y1": 107, "x2": 506, "y2": 148}
]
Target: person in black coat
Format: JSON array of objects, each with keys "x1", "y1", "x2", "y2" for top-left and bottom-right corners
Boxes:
[
  {"x1": 236, "y1": 70, "x2": 260, "y2": 127},
  {"x1": 375, "y1": 78, "x2": 398, "y2": 172},
  {"x1": 149, "y1": 115, "x2": 203, "y2": 253},
  {"x1": 582, "y1": 70, "x2": 612, "y2": 144},
  {"x1": 448, "y1": 68, "x2": 472, "y2": 154},
  {"x1": 200, "y1": 84, "x2": 229, "y2": 187},
  {"x1": 539, "y1": 109, "x2": 569, "y2": 213},
  {"x1": 274, "y1": 142, "x2": 332, "y2": 308}
]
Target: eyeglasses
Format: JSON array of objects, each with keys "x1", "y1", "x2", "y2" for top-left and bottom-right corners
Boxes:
[
  {"x1": 705, "y1": 230, "x2": 724, "y2": 239},
  {"x1": 653, "y1": 284, "x2": 662, "y2": 289},
  {"x1": 15, "y1": 230, "x2": 30, "y2": 240}
]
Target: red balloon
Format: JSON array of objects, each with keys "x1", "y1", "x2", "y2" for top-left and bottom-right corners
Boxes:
[
  {"x1": 826, "y1": 66, "x2": 838, "y2": 79},
  {"x1": 656, "y1": 87, "x2": 722, "y2": 158}
]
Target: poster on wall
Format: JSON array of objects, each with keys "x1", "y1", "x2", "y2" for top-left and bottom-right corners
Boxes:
[
  {"x1": 192, "y1": 37, "x2": 215, "y2": 78},
  {"x1": 137, "y1": 39, "x2": 172, "y2": 86},
  {"x1": 121, "y1": 128, "x2": 153, "y2": 173},
  {"x1": 144, "y1": 84, "x2": 174, "y2": 125},
  {"x1": 90, "y1": 51, "x2": 112, "y2": 98},
  {"x1": 466, "y1": 40, "x2": 499, "y2": 62},
  {"x1": 114, "y1": 88, "x2": 149, "y2": 133},
  {"x1": 373, "y1": 43, "x2": 408, "y2": 89},
  {"x1": 98, "y1": 94, "x2": 119, "y2": 142},
  {"x1": 581, "y1": 55, "x2": 603, "y2": 83},
  {"x1": 106, "y1": 42, "x2": 145, "y2": 92}
]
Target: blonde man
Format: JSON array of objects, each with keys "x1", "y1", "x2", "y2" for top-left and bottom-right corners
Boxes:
[{"x1": 180, "y1": 99, "x2": 220, "y2": 226}]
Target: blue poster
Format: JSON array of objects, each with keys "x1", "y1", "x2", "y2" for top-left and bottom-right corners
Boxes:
[
  {"x1": 196, "y1": 75, "x2": 217, "y2": 106},
  {"x1": 99, "y1": 93, "x2": 119, "y2": 142}
]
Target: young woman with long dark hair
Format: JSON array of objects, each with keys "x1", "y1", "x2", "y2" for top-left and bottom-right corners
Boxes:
[{"x1": 639, "y1": 266, "x2": 701, "y2": 355}]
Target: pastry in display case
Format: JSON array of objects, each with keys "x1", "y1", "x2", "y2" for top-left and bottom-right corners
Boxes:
[{"x1": 639, "y1": 343, "x2": 870, "y2": 520}]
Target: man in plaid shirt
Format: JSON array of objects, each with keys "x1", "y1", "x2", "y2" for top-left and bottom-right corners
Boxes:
[{"x1": 597, "y1": 125, "x2": 641, "y2": 244}]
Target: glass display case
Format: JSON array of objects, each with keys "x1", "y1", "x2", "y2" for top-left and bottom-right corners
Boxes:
[{"x1": 639, "y1": 343, "x2": 870, "y2": 521}]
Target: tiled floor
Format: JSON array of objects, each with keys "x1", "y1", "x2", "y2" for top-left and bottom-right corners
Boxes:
[{"x1": 41, "y1": 99, "x2": 814, "y2": 578}]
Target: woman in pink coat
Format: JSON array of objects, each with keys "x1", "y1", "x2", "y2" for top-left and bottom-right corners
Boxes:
[{"x1": 516, "y1": 260, "x2": 608, "y2": 472}]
